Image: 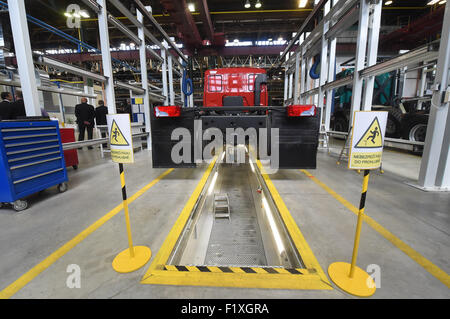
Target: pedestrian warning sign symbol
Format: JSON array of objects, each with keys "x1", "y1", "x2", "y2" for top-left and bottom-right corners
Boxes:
[
  {"x1": 355, "y1": 117, "x2": 383, "y2": 148},
  {"x1": 107, "y1": 114, "x2": 134, "y2": 164},
  {"x1": 348, "y1": 111, "x2": 388, "y2": 170},
  {"x1": 110, "y1": 120, "x2": 130, "y2": 146}
]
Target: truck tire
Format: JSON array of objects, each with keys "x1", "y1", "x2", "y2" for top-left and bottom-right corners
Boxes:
[
  {"x1": 403, "y1": 114, "x2": 428, "y2": 154},
  {"x1": 385, "y1": 108, "x2": 403, "y2": 138},
  {"x1": 333, "y1": 115, "x2": 348, "y2": 133}
]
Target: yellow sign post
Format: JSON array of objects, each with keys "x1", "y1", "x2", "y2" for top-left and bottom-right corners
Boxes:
[
  {"x1": 107, "y1": 114, "x2": 151, "y2": 273},
  {"x1": 328, "y1": 111, "x2": 387, "y2": 297}
]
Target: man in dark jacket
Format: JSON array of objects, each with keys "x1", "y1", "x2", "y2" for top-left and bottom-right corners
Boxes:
[
  {"x1": 10, "y1": 90, "x2": 26, "y2": 119},
  {"x1": 95, "y1": 100, "x2": 108, "y2": 148},
  {"x1": 95, "y1": 100, "x2": 108, "y2": 126},
  {"x1": 0, "y1": 91, "x2": 13, "y2": 120},
  {"x1": 75, "y1": 97, "x2": 95, "y2": 149}
]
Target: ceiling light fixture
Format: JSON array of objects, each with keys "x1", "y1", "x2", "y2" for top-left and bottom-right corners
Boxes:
[
  {"x1": 255, "y1": 0, "x2": 262, "y2": 8},
  {"x1": 384, "y1": 0, "x2": 393, "y2": 5},
  {"x1": 438, "y1": 0, "x2": 446, "y2": 4},
  {"x1": 188, "y1": 3, "x2": 195, "y2": 12},
  {"x1": 245, "y1": 0, "x2": 251, "y2": 8},
  {"x1": 427, "y1": 0, "x2": 440, "y2": 5},
  {"x1": 299, "y1": 0, "x2": 308, "y2": 8}
]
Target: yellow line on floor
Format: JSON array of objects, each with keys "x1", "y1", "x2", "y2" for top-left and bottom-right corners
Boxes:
[
  {"x1": 300, "y1": 169, "x2": 450, "y2": 289},
  {"x1": 0, "y1": 168, "x2": 174, "y2": 299},
  {"x1": 142, "y1": 159, "x2": 217, "y2": 280}
]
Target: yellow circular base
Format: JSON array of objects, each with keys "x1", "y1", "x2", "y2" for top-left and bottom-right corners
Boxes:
[
  {"x1": 328, "y1": 262, "x2": 376, "y2": 297},
  {"x1": 112, "y1": 246, "x2": 151, "y2": 273}
]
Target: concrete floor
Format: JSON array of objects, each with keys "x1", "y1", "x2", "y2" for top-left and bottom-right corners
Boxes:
[{"x1": 0, "y1": 140, "x2": 449, "y2": 299}]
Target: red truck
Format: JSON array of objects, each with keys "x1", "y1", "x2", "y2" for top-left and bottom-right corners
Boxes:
[{"x1": 150, "y1": 67, "x2": 320, "y2": 169}]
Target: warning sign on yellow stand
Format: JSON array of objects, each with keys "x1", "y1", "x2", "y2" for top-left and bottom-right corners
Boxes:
[
  {"x1": 107, "y1": 114, "x2": 134, "y2": 164},
  {"x1": 348, "y1": 111, "x2": 388, "y2": 170}
]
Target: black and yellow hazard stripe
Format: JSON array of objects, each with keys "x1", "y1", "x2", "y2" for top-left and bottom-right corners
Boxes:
[
  {"x1": 119, "y1": 163, "x2": 127, "y2": 200},
  {"x1": 349, "y1": 169, "x2": 370, "y2": 277},
  {"x1": 118, "y1": 163, "x2": 135, "y2": 257},
  {"x1": 163, "y1": 265, "x2": 313, "y2": 275}
]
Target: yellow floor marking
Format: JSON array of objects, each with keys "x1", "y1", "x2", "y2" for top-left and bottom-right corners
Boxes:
[
  {"x1": 0, "y1": 168, "x2": 174, "y2": 299},
  {"x1": 142, "y1": 160, "x2": 332, "y2": 290},
  {"x1": 251, "y1": 267, "x2": 268, "y2": 274},
  {"x1": 257, "y1": 161, "x2": 331, "y2": 286},
  {"x1": 301, "y1": 169, "x2": 450, "y2": 289},
  {"x1": 142, "y1": 158, "x2": 217, "y2": 278}
]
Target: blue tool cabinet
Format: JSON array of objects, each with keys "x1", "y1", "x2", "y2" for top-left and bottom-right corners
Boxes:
[{"x1": 0, "y1": 120, "x2": 68, "y2": 211}]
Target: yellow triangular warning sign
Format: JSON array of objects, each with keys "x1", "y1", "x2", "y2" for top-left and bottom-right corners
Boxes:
[
  {"x1": 110, "y1": 120, "x2": 130, "y2": 146},
  {"x1": 355, "y1": 117, "x2": 383, "y2": 148}
]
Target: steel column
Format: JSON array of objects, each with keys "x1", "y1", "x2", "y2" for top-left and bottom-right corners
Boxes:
[
  {"x1": 168, "y1": 49, "x2": 175, "y2": 105},
  {"x1": 161, "y1": 42, "x2": 169, "y2": 106},
  {"x1": 418, "y1": 1, "x2": 450, "y2": 190},
  {"x1": 349, "y1": 0, "x2": 370, "y2": 122},
  {"x1": 324, "y1": 36, "x2": 336, "y2": 131},
  {"x1": 137, "y1": 8, "x2": 152, "y2": 147},
  {"x1": 300, "y1": 45, "x2": 306, "y2": 104},
  {"x1": 318, "y1": 2, "x2": 330, "y2": 126},
  {"x1": 7, "y1": 0, "x2": 41, "y2": 116},
  {"x1": 96, "y1": 0, "x2": 116, "y2": 114},
  {"x1": 294, "y1": 52, "x2": 301, "y2": 104},
  {"x1": 361, "y1": 0, "x2": 382, "y2": 110}
]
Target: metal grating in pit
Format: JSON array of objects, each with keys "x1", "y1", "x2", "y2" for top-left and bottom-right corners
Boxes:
[{"x1": 204, "y1": 164, "x2": 267, "y2": 266}]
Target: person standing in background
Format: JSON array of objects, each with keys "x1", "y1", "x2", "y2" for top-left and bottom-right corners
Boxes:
[
  {"x1": 10, "y1": 90, "x2": 26, "y2": 119},
  {"x1": 95, "y1": 100, "x2": 108, "y2": 148},
  {"x1": 75, "y1": 97, "x2": 95, "y2": 149},
  {"x1": 94, "y1": 100, "x2": 107, "y2": 126},
  {"x1": 0, "y1": 92, "x2": 13, "y2": 120}
]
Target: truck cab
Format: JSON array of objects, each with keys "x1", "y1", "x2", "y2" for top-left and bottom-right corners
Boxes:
[{"x1": 203, "y1": 68, "x2": 268, "y2": 107}]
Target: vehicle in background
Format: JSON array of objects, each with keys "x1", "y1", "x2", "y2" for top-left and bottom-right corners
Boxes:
[
  {"x1": 331, "y1": 69, "x2": 429, "y2": 154},
  {"x1": 150, "y1": 67, "x2": 321, "y2": 169}
]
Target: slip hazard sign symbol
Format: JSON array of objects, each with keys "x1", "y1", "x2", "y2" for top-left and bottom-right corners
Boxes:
[
  {"x1": 110, "y1": 120, "x2": 130, "y2": 146},
  {"x1": 355, "y1": 117, "x2": 383, "y2": 148}
]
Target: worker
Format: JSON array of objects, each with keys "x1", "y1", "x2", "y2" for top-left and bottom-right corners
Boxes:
[
  {"x1": 10, "y1": 90, "x2": 26, "y2": 119},
  {"x1": 0, "y1": 91, "x2": 13, "y2": 120},
  {"x1": 95, "y1": 100, "x2": 108, "y2": 126},
  {"x1": 95, "y1": 100, "x2": 108, "y2": 148},
  {"x1": 120, "y1": 99, "x2": 133, "y2": 120},
  {"x1": 75, "y1": 97, "x2": 95, "y2": 149}
]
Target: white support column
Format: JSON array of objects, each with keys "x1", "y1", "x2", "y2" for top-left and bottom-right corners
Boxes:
[
  {"x1": 417, "y1": 1, "x2": 450, "y2": 190},
  {"x1": 8, "y1": 0, "x2": 41, "y2": 116},
  {"x1": 97, "y1": 0, "x2": 117, "y2": 114},
  {"x1": 168, "y1": 50, "x2": 175, "y2": 105},
  {"x1": 179, "y1": 57, "x2": 185, "y2": 107},
  {"x1": 137, "y1": 9, "x2": 152, "y2": 147},
  {"x1": 300, "y1": 46, "x2": 306, "y2": 104},
  {"x1": 58, "y1": 92, "x2": 65, "y2": 124},
  {"x1": 417, "y1": 63, "x2": 428, "y2": 110},
  {"x1": 294, "y1": 52, "x2": 301, "y2": 104},
  {"x1": 318, "y1": 20, "x2": 330, "y2": 126},
  {"x1": 324, "y1": 37, "x2": 337, "y2": 131},
  {"x1": 283, "y1": 55, "x2": 289, "y2": 103},
  {"x1": 161, "y1": 42, "x2": 169, "y2": 106},
  {"x1": 362, "y1": 0, "x2": 382, "y2": 110},
  {"x1": 288, "y1": 71, "x2": 294, "y2": 100},
  {"x1": 306, "y1": 56, "x2": 313, "y2": 103},
  {"x1": 349, "y1": 0, "x2": 370, "y2": 122}
]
